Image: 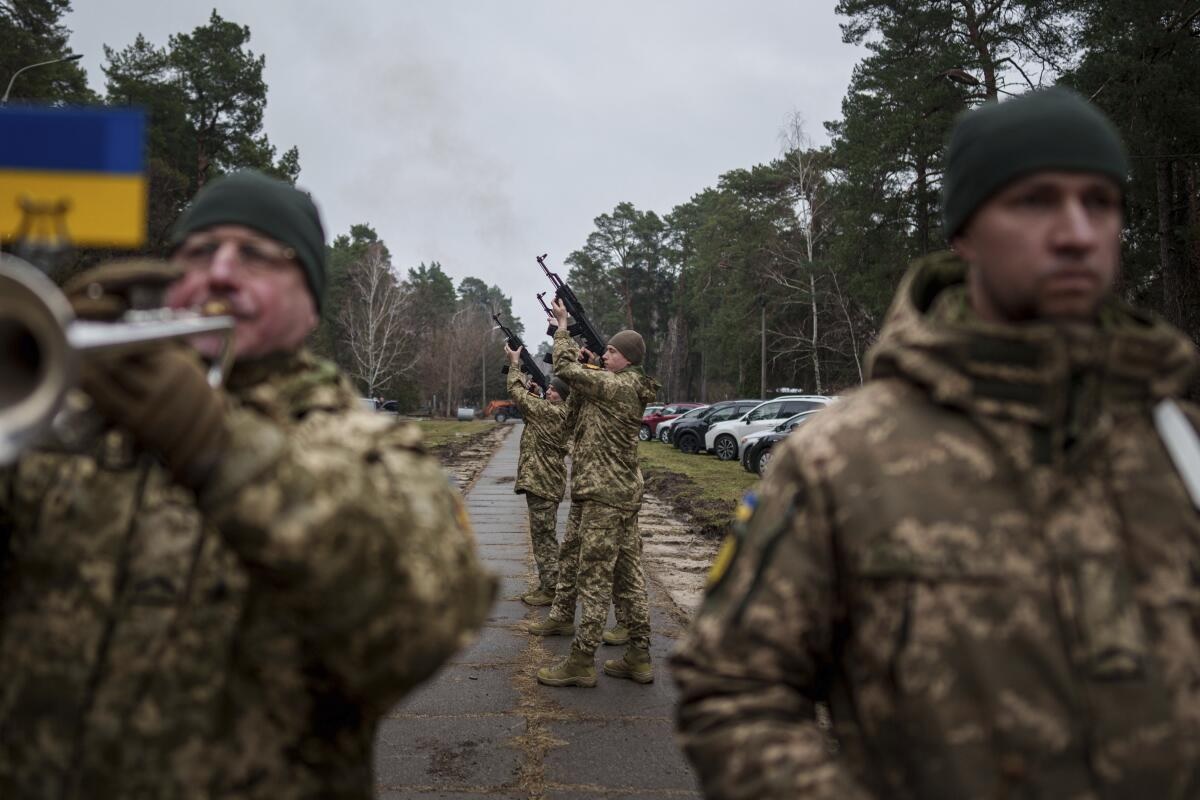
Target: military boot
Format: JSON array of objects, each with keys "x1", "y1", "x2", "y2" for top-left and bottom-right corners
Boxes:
[
  {"x1": 602, "y1": 646, "x2": 654, "y2": 684},
  {"x1": 602, "y1": 625, "x2": 630, "y2": 646},
  {"x1": 521, "y1": 588, "x2": 555, "y2": 607},
  {"x1": 537, "y1": 649, "x2": 597, "y2": 688},
  {"x1": 527, "y1": 616, "x2": 575, "y2": 636}
]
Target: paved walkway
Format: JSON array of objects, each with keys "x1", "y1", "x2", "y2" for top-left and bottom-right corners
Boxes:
[{"x1": 375, "y1": 426, "x2": 703, "y2": 799}]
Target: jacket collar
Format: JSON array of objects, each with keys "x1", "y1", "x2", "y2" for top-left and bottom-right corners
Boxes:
[
  {"x1": 867, "y1": 252, "x2": 1198, "y2": 429},
  {"x1": 223, "y1": 348, "x2": 357, "y2": 419}
]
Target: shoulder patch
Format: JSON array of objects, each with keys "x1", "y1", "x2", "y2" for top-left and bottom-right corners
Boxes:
[
  {"x1": 702, "y1": 484, "x2": 805, "y2": 617},
  {"x1": 706, "y1": 535, "x2": 738, "y2": 590},
  {"x1": 705, "y1": 490, "x2": 759, "y2": 588}
]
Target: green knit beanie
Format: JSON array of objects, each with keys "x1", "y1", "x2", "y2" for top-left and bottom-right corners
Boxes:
[
  {"x1": 942, "y1": 87, "x2": 1129, "y2": 238},
  {"x1": 609, "y1": 330, "x2": 645, "y2": 365},
  {"x1": 550, "y1": 376, "x2": 570, "y2": 400},
  {"x1": 169, "y1": 170, "x2": 327, "y2": 311}
]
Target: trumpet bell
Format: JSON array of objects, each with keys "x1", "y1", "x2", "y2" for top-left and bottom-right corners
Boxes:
[
  {"x1": 0, "y1": 256, "x2": 76, "y2": 464},
  {"x1": 0, "y1": 255, "x2": 235, "y2": 465}
]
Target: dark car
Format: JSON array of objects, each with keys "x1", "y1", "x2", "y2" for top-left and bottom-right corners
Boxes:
[
  {"x1": 494, "y1": 405, "x2": 523, "y2": 423},
  {"x1": 671, "y1": 399, "x2": 763, "y2": 455},
  {"x1": 657, "y1": 404, "x2": 709, "y2": 443},
  {"x1": 640, "y1": 402, "x2": 705, "y2": 441},
  {"x1": 741, "y1": 410, "x2": 820, "y2": 474}
]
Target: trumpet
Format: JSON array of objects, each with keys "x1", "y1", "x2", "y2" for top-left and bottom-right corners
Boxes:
[{"x1": 0, "y1": 254, "x2": 235, "y2": 465}]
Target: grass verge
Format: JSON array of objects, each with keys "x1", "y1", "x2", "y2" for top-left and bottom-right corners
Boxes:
[
  {"x1": 638, "y1": 441, "x2": 758, "y2": 540},
  {"x1": 410, "y1": 419, "x2": 499, "y2": 448}
]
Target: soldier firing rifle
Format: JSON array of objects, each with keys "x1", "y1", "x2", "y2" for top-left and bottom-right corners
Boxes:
[
  {"x1": 537, "y1": 253, "x2": 607, "y2": 363},
  {"x1": 492, "y1": 309, "x2": 548, "y2": 393}
]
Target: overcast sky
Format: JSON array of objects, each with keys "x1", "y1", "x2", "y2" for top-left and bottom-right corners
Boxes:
[{"x1": 64, "y1": 2, "x2": 865, "y2": 335}]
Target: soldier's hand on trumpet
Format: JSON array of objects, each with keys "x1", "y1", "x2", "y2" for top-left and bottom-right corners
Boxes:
[
  {"x1": 63, "y1": 259, "x2": 185, "y2": 320},
  {"x1": 57, "y1": 261, "x2": 231, "y2": 491},
  {"x1": 82, "y1": 344, "x2": 229, "y2": 491}
]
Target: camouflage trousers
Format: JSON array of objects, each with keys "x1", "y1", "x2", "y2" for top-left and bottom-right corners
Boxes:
[
  {"x1": 525, "y1": 493, "x2": 560, "y2": 593},
  {"x1": 548, "y1": 504, "x2": 628, "y2": 630},
  {"x1": 550, "y1": 500, "x2": 649, "y2": 657}
]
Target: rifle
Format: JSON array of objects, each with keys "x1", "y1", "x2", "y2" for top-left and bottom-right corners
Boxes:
[
  {"x1": 492, "y1": 310, "x2": 549, "y2": 392},
  {"x1": 537, "y1": 253, "x2": 607, "y2": 359}
]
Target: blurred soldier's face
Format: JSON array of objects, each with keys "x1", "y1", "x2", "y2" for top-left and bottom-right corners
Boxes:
[
  {"x1": 545, "y1": 386, "x2": 562, "y2": 402},
  {"x1": 953, "y1": 172, "x2": 1123, "y2": 323},
  {"x1": 165, "y1": 224, "x2": 318, "y2": 360},
  {"x1": 604, "y1": 345, "x2": 630, "y2": 373}
]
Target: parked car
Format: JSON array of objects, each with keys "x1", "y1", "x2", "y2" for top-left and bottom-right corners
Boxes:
[
  {"x1": 482, "y1": 399, "x2": 524, "y2": 422},
  {"x1": 494, "y1": 405, "x2": 523, "y2": 423},
  {"x1": 706, "y1": 396, "x2": 834, "y2": 461},
  {"x1": 657, "y1": 404, "x2": 709, "y2": 443},
  {"x1": 741, "y1": 410, "x2": 821, "y2": 473},
  {"x1": 644, "y1": 404, "x2": 664, "y2": 417},
  {"x1": 640, "y1": 402, "x2": 706, "y2": 441},
  {"x1": 671, "y1": 400, "x2": 763, "y2": 455},
  {"x1": 483, "y1": 399, "x2": 524, "y2": 422}
]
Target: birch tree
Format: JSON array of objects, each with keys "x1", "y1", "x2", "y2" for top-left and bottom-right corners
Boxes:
[
  {"x1": 337, "y1": 243, "x2": 418, "y2": 396},
  {"x1": 765, "y1": 113, "x2": 837, "y2": 393}
]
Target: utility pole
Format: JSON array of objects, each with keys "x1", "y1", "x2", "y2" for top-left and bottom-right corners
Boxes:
[{"x1": 760, "y1": 294, "x2": 767, "y2": 399}]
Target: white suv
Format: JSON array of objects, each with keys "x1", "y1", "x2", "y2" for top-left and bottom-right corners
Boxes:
[{"x1": 705, "y1": 396, "x2": 833, "y2": 461}]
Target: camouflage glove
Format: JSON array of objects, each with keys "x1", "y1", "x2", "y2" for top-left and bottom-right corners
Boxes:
[
  {"x1": 63, "y1": 259, "x2": 184, "y2": 321},
  {"x1": 81, "y1": 345, "x2": 229, "y2": 491}
]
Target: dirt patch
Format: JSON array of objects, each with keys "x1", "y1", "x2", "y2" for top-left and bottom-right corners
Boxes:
[
  {"x1": 430, "y1": 425, "x2": 512, "y2": 490},
  {"x1": 638, "y1": 494, "x2": 720, "y2": 619},
  {"x1": 642, "y1": 465, "x2": 737, "y2": 541},
  {"x1": 422, "y1": 738, "x2": 480, "y2": 783}
]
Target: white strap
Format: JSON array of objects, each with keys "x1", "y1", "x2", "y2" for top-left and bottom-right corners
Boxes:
[{"x1": 1154, "y1": 399, "x2": 1200, "y2": 511}]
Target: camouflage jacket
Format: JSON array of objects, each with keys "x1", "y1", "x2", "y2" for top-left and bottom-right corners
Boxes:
[
  {"x1": 0, "y1": 350, "x2": 495, "y2": 800},
  {"x1": 672, "y1": 253, "x2": 1200, "y2": 800},
  {"x1": 506, "y1": 370, "x2": 569, "y2": 501},
  {"x1": 553, "y1": 330, "x2": 659, "y2": 511}
]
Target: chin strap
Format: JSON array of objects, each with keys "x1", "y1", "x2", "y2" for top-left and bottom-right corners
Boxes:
[{"x1": 1154, "y1": 399, "x2": 1200, "y2": 511}]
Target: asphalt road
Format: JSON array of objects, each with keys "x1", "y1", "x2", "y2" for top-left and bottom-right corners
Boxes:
[{"x1": 375, "y1": 427, "x2": 703, "y2": 799}]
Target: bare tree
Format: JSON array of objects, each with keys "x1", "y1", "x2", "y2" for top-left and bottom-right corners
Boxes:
[
  {"x1": 764, "y1": 111, "x2": 837, "y2": 393},
  {"x1": 337, "y1": 243, "x2": 419, "y2": 396},
  {"x1": 422, "y1": 306, "x2": 494, "y2": 416}
]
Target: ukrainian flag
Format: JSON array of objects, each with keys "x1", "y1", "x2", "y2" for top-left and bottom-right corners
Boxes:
[{"x1": 0, "y1": 106, "x2": 147, "y2": 248}]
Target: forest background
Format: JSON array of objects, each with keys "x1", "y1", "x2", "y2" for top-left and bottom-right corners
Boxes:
[{"x1": 5, "y1": 1, "x2": 1199, "y2": 410}]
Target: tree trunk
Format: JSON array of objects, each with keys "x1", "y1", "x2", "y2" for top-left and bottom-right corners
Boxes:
[
  {"x1": 915, "y1": 151, "x2": 930, "y2": 254},
  {"x1": 195, "y1": 131, "x2": 210, "y2": 190},
  {"x1": 446, "y1": 344, "x2": 454, "y2": 417},
  {"x1": 663, "y1": 313, "x2": 686, "y2": 401},
  {"x1": 760, "y1": 302, "x2": 767, "y2": 400},
  {"x1": 959, "y1": 1, "x2": 999, "y2": 100},
  {"x1": 1179, "y1": 162, "x2": 1200, "y2": 343},
  {"x1": 810, "y1": 271, "x2": 821, "y2": 394},
  {"x1": 1159, "y1": 157, "x2": 1183, "y2": 328},
  {"x1": 619, "y1": 268, "x2": 635, "y2": 331}
]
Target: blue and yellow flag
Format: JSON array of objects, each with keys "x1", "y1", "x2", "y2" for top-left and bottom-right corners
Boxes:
[{"x1": 0, "y1": 106, "x2": 147, "y2": 248}]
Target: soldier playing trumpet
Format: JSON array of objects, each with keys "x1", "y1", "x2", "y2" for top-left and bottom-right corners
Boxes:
[{"x1": 0, "y1": 170, "x2": 495, "y2": 799}]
